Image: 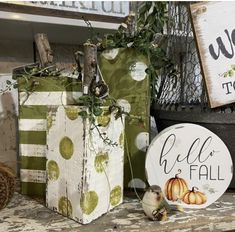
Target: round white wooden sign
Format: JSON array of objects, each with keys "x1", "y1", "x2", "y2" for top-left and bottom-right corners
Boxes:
[{"x1": 146, "y1": 123, "x2": 233, "y2": 208}]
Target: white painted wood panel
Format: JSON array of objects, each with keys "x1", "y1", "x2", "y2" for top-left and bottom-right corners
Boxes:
[
  {"x1": 20, "y1": 169, "x2": 46, "y2": 183},
  {"x1": 19, "y1": 119, "x2": 47, "y2": 131},
  {"x1": 19, "y1": 144, "x2": 46, "y2": 158},
  {"x1": 46, "y1": 106, "x2": 125, "y2": 224}
]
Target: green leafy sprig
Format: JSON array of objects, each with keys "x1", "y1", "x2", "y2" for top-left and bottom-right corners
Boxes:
[
  {"x1": 76, "y1": 95, "x2": 147, "y2": 146},
  {"x1": 220, "y1": 64, "x2": 235, "y2": 78},
  {"x1": 0, "y1": 80, "x2": 18, "y2": 94},
  {"x1": 1, "y1": 64, "x2": 61, "y2": 95},
  {"x1": 97, "y1": 2, "x2": 177, "y2": 102},
  {"x1": 76, "y1": 95, "x2": 119, "y2": 147},
  {"x1": 77, "y1": 95, "x2": 103, "y2": 121}
]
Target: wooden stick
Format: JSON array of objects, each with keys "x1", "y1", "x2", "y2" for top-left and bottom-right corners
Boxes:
[
  {"x1": 83, "y1": 43, "x2": 97, "y2": 95},
  {"x1": 34, "y1": 33, "x2": 53, "y2": 68}
]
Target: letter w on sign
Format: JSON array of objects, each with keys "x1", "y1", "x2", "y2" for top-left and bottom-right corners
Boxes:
[{"x1": 190, "y1": 2, "x2": 235, "y2": 108}]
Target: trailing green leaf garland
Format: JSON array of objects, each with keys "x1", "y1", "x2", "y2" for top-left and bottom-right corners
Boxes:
[
  {"x1": 76, "y1": 95, "x2": 130, "y2": 147},
  {"x1": 96, "y1": 2, "x2": 177, "y2": 102},
  {"x1": 13, "y1": 64, "x2": 139, "y2": 150},
  {"x1": 2, "y1": 64, "x2": 62, "y2": 94}
]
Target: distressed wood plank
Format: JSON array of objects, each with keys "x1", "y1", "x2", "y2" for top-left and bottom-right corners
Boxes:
[
  {"x1": 1, "y1": 192, "x2": 235, "y2": 231},
  {"x1": 34, "y1": 33, "x2": 53, "y2": 68}
]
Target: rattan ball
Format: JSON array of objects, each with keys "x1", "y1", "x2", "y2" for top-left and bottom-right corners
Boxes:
[{"x1": 0, "y1": 162, "x2": 16, "y2": 210}]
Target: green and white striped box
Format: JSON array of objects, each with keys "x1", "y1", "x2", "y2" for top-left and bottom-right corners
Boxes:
[
  {"x1": 46, "y1": 106, "x2": 124, "y2": 224},
  {"x1": 18, "y1": 76, "x2": 82, "y2": 197}
]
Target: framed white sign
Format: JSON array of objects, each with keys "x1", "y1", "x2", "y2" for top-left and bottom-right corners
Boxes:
[
  {"x1": 2, "y1": 1, "x2": 129, "y2": 19},
  {"x1": 190, "y1": 2, "x2": 235, "y2": 108},
  {"x1": 146, "y1": 123, "x2": 233, "y2": 209}
]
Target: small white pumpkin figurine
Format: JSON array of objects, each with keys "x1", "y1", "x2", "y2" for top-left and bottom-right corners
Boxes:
[{"x1": 142, "y1": 185, "x2": 170, "y2": 221}]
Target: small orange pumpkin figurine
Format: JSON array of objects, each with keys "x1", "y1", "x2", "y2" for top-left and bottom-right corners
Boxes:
[
  {"x1": 182, "y1": 187, "x2": 207, "y2": 205},
  {"x1": 164, "y1": 169, "x2": 188, "y2": 201}
]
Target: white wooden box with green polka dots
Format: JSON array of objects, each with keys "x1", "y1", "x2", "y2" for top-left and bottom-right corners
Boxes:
[{"x1": 46, "y1": 105, "x2": 125, "y2": 224}]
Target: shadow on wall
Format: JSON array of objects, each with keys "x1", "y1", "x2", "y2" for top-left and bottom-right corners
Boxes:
[{"x1": 0, "y1": 92, "x2": 18, "y2": 174}]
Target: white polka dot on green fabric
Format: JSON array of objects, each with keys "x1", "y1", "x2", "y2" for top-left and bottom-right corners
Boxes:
[
  {"x1": 102, "y1": 48, "x2": 119, "y2": 60},
  {"x1": 135, "y1": 132, "x2": 149, "y2": 152},
  {"x1": 59, "y1": 136, "x2": 74, "y2": 160},
  {"x1": 117, "y1": 99, "x2": 131, "y2": 113},
  {"x1": 129, "y1": 62, "x2": 147, "y2": 81}
]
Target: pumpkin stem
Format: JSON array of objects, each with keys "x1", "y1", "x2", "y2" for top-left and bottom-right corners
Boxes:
[
  {"x1": 192, "y1": 186, "x2": 199, "y2": 192},
  {"x1": 175, "y1": 169, "x2": 181, "y2": 178}
]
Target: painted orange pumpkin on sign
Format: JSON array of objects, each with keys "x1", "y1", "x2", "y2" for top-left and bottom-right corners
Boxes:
[
  {"x1": 182, "y1": 187, "x2": 207, "y2": 205},
  {"x1": 164, "y1": 169, "x2": 188, "y2": 201}
]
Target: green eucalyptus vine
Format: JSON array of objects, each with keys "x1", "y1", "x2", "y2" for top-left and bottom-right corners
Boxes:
[
  {"x1": 96, "y1": 2, "x2": 178, "y2": 102},
  {"x1": 0, "y1": 3, "x2": 176, "y2": 147},
  {"x1": 76, "y1": 94, "x2": 147, "y2": 146},
  {"x1": 1, "y1": 64, "x2": 62, "y2": 95},
  {"x1": 76, "y1": 95, "x2": 129, "y2": 147}
]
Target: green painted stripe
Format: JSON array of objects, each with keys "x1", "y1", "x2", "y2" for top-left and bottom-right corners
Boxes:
[
  {"x1": 21, "y1": 156, "x2": 46, "y2": 170},
  {"x1": 19, "y1": 131, "x2": 46, "y2": 145},
  {"x1": 21, "y1": 182, "x2": 46, "y2": 197},
  {"x1": 18, "y1": 76, "x2": 82, "y2": 92},
  {"x1": 19, "y1": 105, "x2": 48, "y2": 119}
]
